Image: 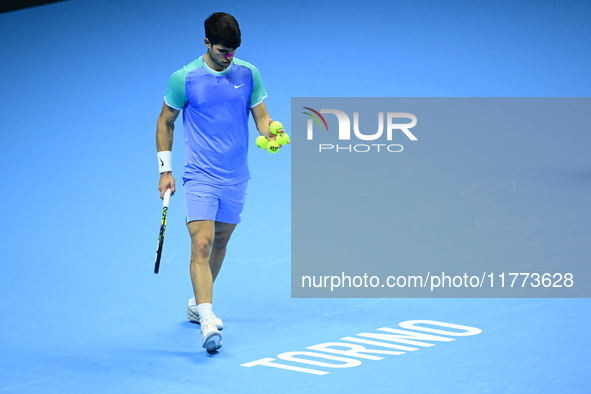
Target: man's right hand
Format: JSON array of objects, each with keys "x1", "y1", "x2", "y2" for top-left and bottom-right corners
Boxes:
[{"x1": 159, "y1": 172, "x2": 176, "y2": 199}]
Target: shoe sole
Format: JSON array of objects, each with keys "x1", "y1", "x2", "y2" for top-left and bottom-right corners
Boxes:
[{"x1": 203, "y1": 333, "x2": 222, "y2": 353}]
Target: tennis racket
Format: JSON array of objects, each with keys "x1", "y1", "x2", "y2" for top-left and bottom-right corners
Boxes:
[{"x1": 154, "y1": 188, "x2": 171, "y2": 274}]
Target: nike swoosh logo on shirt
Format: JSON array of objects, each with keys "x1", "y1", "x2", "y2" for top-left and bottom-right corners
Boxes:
[{"x1": 234, "y1": 84, "x2": 244, "y2": 89}]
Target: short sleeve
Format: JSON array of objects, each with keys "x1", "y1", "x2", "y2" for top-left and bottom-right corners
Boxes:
[
  {"x1": 164, "y1": 69, "x2": 188, "y2": 110},
  {"x1": 249, "y1": 65, "x2": 268, "y2": 108}
]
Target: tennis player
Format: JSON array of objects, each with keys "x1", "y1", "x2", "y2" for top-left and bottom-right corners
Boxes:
[{"x1": 155, "y1": 12, "x2": 282, "y2": 353}]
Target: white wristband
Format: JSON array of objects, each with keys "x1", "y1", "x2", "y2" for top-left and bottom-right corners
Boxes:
[{"x1": 157, "y1": 151, "x2": 172, "y2": 173}]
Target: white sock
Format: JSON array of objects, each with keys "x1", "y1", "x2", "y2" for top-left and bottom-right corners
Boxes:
[{"x1": 197, "y1": 303, "x2": 213, "y2": 319}]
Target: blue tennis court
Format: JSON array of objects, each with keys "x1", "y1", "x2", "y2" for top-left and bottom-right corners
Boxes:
[{"x1": 1, "y1": 1, "x2": 590, "y2": 392}]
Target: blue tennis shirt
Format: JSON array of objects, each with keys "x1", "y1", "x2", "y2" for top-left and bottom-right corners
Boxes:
[{"x1": 164, "y1": 56, "x2": 267, "y2": 185}]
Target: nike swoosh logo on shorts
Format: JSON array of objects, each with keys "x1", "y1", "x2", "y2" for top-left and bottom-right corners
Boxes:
[{"x1": 234, "y1": 84, "x2": 244, "y2": 89}]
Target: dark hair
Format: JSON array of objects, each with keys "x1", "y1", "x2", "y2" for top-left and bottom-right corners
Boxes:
[{"x1": 204, "y1": 12, "x2": 241, "y2": 49}]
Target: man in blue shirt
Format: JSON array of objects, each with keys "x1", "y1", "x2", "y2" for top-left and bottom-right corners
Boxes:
[{"x1": 155, "y1": 12, "x2": 283, "y2": 353}]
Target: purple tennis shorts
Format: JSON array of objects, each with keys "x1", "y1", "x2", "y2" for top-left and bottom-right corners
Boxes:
[{"x1": 184, "y1": 180, "x2": 248, "y2": 224}]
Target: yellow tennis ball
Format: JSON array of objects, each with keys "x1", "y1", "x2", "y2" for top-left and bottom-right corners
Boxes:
[
  {"x1": 269, "y1": 121, "x2": 283, "y2": 135},
  {"x1": 267, "y1": 140, "x2": 280, "y2": 153},
  {"x1": 256, "y1": 135, "x2": 268, "y2": 148},
  {"x1": 276, "y1": 133, "x2": 290, "y2": 145}
]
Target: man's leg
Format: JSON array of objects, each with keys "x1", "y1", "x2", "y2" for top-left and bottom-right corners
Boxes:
[
  {"x1": 187, "y1": 220, "x2": 237, "y2": 301},
  {"x1": 185, "y1": 181, "x2": 244, "y2": 352},
  {"x1": 210, "y1": 221, "x2": 238, "y2": 283},
  {"x1": 207, "y1": 181, "x2": 246, "y2": 284},
  {"x1": 187, "y1": 220, "x2": 215, "y2": 304},
  {"x1": 187, "y1": 219, "x2": 222, "y2": 352},
  {"x1": 187, "y1": 220, "x2": 230, "y2": 330}
]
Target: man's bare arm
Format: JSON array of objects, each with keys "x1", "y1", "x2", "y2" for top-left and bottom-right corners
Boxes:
[
  {"x1": 251, "y1": 101, "x2": 274, "y2": 138},
  {"x1": 156, "y1": 102, "x2": 180, "y2": 198},
  {"x1": 157, "y1": 102, "x2": 179, "y2": 151}
]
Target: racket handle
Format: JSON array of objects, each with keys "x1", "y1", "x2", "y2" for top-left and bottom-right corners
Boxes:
[{"x1": 163, "y1": 188, "x2": 171, "y2": 207}]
